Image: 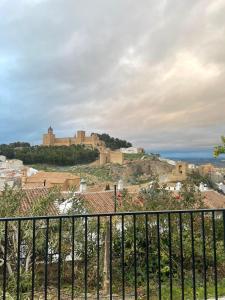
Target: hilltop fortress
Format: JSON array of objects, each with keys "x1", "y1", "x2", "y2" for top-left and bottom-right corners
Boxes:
[
  {"x1": 43, "y1": 126, "x2": 106, "y2": 150},
  {"x1": 43, "y1": 127, "x2": 124, "y2": 165}
]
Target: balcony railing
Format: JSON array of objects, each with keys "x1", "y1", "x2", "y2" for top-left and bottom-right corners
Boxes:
[{"x1": 0, "y1": 209, "x2": 225, "y2": 299}]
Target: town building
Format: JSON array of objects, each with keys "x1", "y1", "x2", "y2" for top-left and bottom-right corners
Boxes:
[
  {"x1": 198, "y1": 164, "x2": 215, "y2": 176},
  {"x1": 217, "y1": 183, "x2": 225, "y2": 194},
  {"x1": 0, "y1": 156, "x2": 35, "y2": 192},
  {"x1": 23, "y1": 171, "x2": 80, "y2": 191},
  {"x1": 120, "y1": 147, "x2": 144, "y2": 154}
]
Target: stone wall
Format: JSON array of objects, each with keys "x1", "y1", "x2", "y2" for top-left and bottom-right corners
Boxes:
[
  {"x1": 43, "y1": 128, "x2": 105, "y2": 149},
  {"x1": 110, "y1": 151, "x2": 124, "y2": 164},
  {"x1": 99, "y1": 150, "x2": 124, "y2": 165},
  {"x1": 168, "y1": 162, "x2": 189, "y2": 182}
]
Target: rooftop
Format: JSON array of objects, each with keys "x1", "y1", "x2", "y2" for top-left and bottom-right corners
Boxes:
[
  {"x1": 21, "y1": 187, "x2": 59, "y2": 215},
  {"x1": 26, "y1": 171, "x2": 80, "y2": 183}
]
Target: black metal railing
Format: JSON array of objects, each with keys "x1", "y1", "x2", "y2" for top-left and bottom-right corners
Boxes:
[{"x1": 0, "y1": 209, "x2": 225, "y2": 299}]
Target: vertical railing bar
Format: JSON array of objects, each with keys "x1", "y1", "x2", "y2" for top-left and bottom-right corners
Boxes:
[
  {"x1": 145, "y1": 214, "x2": 150, "y2": 300},
  {"x1": 223, "y1": 211, "x2": 225, "y2": 250},
  {"x1": 16, "y1": 219, "x2": 21, "y2": 300},
  {"x1": 109, "y1": 215, "x2": 113, "y2": 300},
  {"x1": 168, "y1": 213, "x2": 173, "y2": 300},
  {"x1": 31, "y1": 219, "x2": 36, "y2": 300},
  {"x1": 179, "y1": 213, "x2": 184, "y2": 300},
  {"x1": 121, "y1": 215, "x2": 125, "y2": 300},
  {"x1": 84, "y1": 216, "x2": 88, "y2": 300},
  {"x1": 157, "y1": 213, "x2": 161, "y2": 300},
  {"x1": 71, "y1": 217, "x2": 75, "y2": 300},
  {"x1": 133, "y1": 214, "x2": 137, "y2": 300},
  {"x1": 201, "y1": 212, "x2": 207, "y2": 300},
  {"x1": 58, "y1": 218, "x2": 62, "y2": 300},
  {"x1": 44, "y1": 218, "x2": 49, "y2": 300},
  {"x1": 3, "y1": 220, "x2": 8, "y2": 300},
  {"x1": 212, "y1": 211, "x2": 218, "y2": 299},
  {"x1": 97, "y1": 216, "x2": 100, "y2": 300},
  {"x1": 190, "y1": 212, "x2": 196, "y2": 300}
]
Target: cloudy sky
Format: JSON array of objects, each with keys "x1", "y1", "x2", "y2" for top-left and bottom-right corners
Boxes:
[{"x1": 0, "y1": 0, "x2": 225, "y2": 151}]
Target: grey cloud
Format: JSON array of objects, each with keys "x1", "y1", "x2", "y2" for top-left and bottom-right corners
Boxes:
[{"x1": 0, "y1": 0, "x2": 225, "y2": 151}]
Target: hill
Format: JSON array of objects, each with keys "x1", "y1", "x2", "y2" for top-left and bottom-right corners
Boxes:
[{"x1": 31, "y1": 155, "x2": 174, "y2": 187}]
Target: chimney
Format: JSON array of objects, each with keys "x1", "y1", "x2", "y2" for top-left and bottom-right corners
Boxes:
[
  {"x1": 118, "y1": 179, "x2": 124, "y2": 191},
  {"x1": 80, "y1": 179, "x2": 87, "y2": 193}
]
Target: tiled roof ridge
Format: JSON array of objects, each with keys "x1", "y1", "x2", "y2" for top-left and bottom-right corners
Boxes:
[
  {"x1": 76, "y1": 190, "x2": 114, "y2": 195},
  {"x1": 23, "y1": 186, "x2": 51, "y2": 191},
  {"x1": 35, "y1": 171, "x2": 79, "y2": 177}
]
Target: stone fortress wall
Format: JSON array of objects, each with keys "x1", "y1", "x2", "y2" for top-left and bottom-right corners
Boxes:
[
  {"x1": 43, "y1": 127, "x2": 124, "y2": 165},
  {"x1": 43, "y1": 128, "x2": 105, "y2": 149},
  {"x1": 168, "y1": 162, "x2": 189, "y2": 182}
]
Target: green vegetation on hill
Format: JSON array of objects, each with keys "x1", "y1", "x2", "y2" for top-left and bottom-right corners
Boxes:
[
  {"x1": 97, "y1": 133, "x2": 132, "y2": 149},
  {"x1": 0, "y1": 144, "x2": 98, "y2": 166},
  {"x1": 9, "y1": 141, "x2": 31, "y2": 148}
]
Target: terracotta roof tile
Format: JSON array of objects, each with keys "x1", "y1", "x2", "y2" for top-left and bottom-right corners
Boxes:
[
  {"x1": 26, "y1": 171, "x2": 80, "y2": 184},
  {"x1": 202, "y1": 191, "x2": 225, "y2": 208},
  {"x1": 78, "y1": 191, "x2": 115, "y2": 213},
  {"x1": 21, "y1": 188, "x2": 59, "y2": 216}
]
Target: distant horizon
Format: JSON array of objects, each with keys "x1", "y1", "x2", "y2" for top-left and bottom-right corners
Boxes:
[
  {"x1": 0, "y1": 130, "x2": 221, "y2": 156},
  {"x1": 0, "y1": 136, "x2": 220, "y2": 158},
  {"x1": 155, "y1": 149, "x2": 225, "y2": 163},
  {"x1": 156, "y1": 149, "x2": 215, "y2": 158},
  {"x1": 1, "y1": 128, "x2": 222, "y2": 154}
]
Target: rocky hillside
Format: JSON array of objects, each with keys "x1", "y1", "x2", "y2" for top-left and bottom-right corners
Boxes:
[
  {"x1": 30, "y1": 156, "x2": 174, "y2": 187},
  {"x1": 68, "y1": 156, "x2": 174, "y2": 186},
  {"x1": 126, "y1": 158, "x2": 173, "y2": 176}
]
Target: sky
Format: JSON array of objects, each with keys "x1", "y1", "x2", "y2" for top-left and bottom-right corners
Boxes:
[{"x1": 0, "y1": 0, "x2": 225, "y2": 152}]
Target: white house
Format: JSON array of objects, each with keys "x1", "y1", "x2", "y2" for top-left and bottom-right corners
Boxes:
[
  {"x1": 199, "y1": 182, "x2": 209, "y2": 192},
  {"x1": 120, "y1": 147, "x2": 144, "y2": 154},
  {"x1": 217, "y1": 183, "x2": 225, "y2": 193}
]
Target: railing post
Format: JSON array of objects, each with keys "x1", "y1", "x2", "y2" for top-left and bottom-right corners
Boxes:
[
  {"x1": 103, "y1": 218, "x2": 110, "y2": 295},
  {"x1": 114, "y1": 185, "x2": 117, "y2": 213}
]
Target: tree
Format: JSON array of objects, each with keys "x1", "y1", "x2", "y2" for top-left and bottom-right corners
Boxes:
[
  {"x1": 214, "y1": 136, "x2": 225, "y2": 157},
  {"x1": 97, "y1": 133, "x2": 132, "y2": 150},
  {"x1": 0, "y1": 187, "x2": 104, "y2": 298},
  {"x1": 0, "y1": 143, "x2": 99, "y2": 166},
  {"x1": 0, "y1": 186, "x2": 62, "y2": 297}
]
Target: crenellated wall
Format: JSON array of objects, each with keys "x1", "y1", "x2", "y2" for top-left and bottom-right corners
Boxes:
[
  {"x1": 43, "y1": 129, "x2": 105, "y2": 149},
  {"x1": 43, "y1": 128, "x2": 124, "y2": 165}
]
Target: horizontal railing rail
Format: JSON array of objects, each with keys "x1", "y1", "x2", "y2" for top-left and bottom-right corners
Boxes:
[
  {"x1": 0, "y1": 209, "x2": 225, "y2": 299},
  {"x1": 1, "y1": 207, "x2": 225, "y2": 221}
]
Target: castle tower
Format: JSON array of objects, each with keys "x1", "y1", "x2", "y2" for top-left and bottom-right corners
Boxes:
[
  {"x1": 43, "y1": 126, "x2": 55, "y2": 146},
  {"x1": 48, "y1": 126, "x2": 53, "y2": 134},
  {"x1": 77, "y1": 131, "x2": 86, "y2": 144},
  {"x1": 169, "y1": 161, "x2": 188, "y2": 182}
]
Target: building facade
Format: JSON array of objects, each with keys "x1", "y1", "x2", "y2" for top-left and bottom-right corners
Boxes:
[
  {"x1": 23, "y1": 171, "x2": 80, "y2": 191},
  {"x1": 120, "y1": 147, "x2": 144, "y2": 154}
]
